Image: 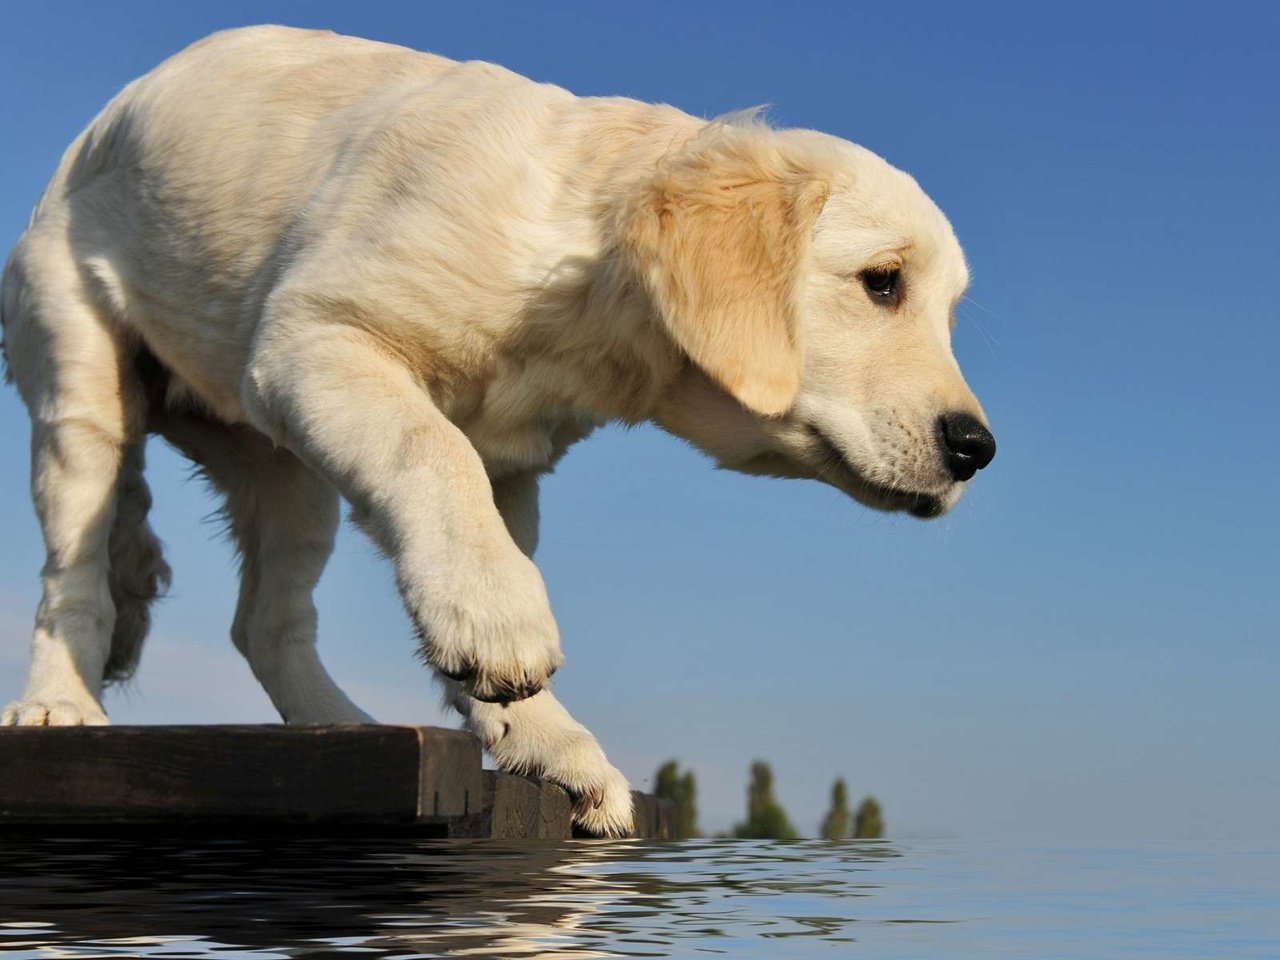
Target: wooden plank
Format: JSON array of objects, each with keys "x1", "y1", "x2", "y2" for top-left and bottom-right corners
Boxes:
[
  {"x1": 450, "y1": 771, "x2": 536, "y2": 838},
  {"x1": 630, "y1": 790, "x2": 657, "y2": 838},
  {"x1": 658, "y1": 796, "x2": 676, "y2": 839},
  {"x1": 0, "y1": 724, "x2": 480, "y2": 825},
  {"x1": 449, "y1": 771, "x2": 573, "y2": 838},
  {"x1": 627, "y1": 791, "x2": 676, "y2": 839},
  {"x1": 0, "y1": 724, "x2": 681, "y2": 839},
  {"x1": 414, "y1": 726, "x2": 483, "y2": 820},
  {"x1": 537, "y1": 778, "x2": 573, "y2": 839}
]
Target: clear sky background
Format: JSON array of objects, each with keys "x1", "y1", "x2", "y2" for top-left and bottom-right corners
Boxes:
[{"x1": 1, "y1": 1, "x2": 1276, "y2": 840}]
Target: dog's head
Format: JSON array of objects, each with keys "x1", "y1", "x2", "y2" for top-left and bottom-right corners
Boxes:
[{"x1": 624, "y1": 122, "x2": 994, "y2": 518}]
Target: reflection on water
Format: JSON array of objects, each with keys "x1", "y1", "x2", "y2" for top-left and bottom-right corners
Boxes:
[{"x1": 0, "y1": 836, "x2": 1276, "y2": 958}]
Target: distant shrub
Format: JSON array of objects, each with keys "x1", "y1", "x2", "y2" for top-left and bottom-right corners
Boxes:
[
  {"x1": 732, "y1": 760, "x2": 797, "y2": 840},
  {"x1": 854, "y1": 795, "x2": 884, "y2": 839},
  {"x1": 820, "y1": 778, "x2": 851, "y2": 840}
]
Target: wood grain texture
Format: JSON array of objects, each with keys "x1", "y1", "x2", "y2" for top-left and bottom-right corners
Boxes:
[
  {"x1": 629, "y1": 791, "x2": 677, "y2": 840},
  {"x1": 449, "y1": 771, "x2": 573, "y2": 839},
  {"x1": 0, "y1": 725, "x2": 477, "y2": 825},
  {"x1": 415, "y1": 726, "x2": 483, "y2": 820},
  {"x1": 537, "y1": 778, "x2": 574, "y2": 839},
  {"x1": 0, "y1": 724, "x2": 671, "y2": 838}
]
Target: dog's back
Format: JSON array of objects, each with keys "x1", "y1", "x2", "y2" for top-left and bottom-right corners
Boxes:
[{"x1": 9, "y1": 27, "x2": 476, "y2": 418}]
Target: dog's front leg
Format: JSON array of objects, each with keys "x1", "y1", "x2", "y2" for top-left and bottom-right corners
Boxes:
[
  {"x1": 443, "y1": 471, "x2": 635, "y2": 836},
  {"x1": 243, "y1": 321, "x2": 562, "y2": 704}
]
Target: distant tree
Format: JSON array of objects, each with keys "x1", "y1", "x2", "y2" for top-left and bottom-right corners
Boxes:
[
  {"x1": 653, "y1": 760, "x2": 700, "y2": 839},
  {"x1": 678, "y1": 770, "x2": 698, "y2": 839},
  {"x1": 853, "y1": 795, "x2": 884, "y2": 839},
  {"x1": 732, "y1": 760, "x2": 798, "y2": 840},
  {"x1": 655, "y1": 761, "x2": 680, "y2": 801},
  {"x1": 820, "y1": 778, "x2": 851, "y2": 840}
]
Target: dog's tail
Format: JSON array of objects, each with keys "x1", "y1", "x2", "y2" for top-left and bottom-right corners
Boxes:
[{"x1": 103, "y1": 440, "x2": 171, "y2": 684}]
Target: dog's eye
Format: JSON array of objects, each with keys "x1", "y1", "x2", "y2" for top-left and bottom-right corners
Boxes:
[{"x1": 861, "y1": 267, "x2": 902, "y2": 306}]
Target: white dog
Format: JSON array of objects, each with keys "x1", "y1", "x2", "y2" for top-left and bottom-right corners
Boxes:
[{"x1": 0, "y1": 26, "x2": 995, "y2": 835}]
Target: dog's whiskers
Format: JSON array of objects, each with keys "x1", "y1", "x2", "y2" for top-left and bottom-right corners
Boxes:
[{"x1": 959, "y1": 295, "x2": 1002, "y2": 355}]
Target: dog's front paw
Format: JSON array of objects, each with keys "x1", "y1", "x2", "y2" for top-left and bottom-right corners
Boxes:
[
  {"x1": 1, "y1": 696, "x2": 109, "y2": 726},
  {"x1": 418, "y1": 554, "x2": 564, "y2": 704},
  {"x1": 564, "y1": 762, "x2": 635, "y2": 839},
  {"x1": 472, "y1": 696, "x2": 635, "y2": 837},
  {"x1": 515, "y1": 732, "x2": 633, "y2": 838}
]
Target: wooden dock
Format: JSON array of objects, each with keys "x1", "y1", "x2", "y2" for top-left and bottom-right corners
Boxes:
[{"x1": 0, "y1": 725, "x2": 674, "y2": 839}]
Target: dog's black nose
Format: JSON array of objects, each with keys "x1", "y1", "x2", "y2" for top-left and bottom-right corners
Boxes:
[{"x1": 938, "y1": 412, "x2": 996, "y2": 482}]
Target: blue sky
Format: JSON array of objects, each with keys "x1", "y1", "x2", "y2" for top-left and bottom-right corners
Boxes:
[{"x1": 1, "y1": 1, "x2": 1276, "y2": 840}]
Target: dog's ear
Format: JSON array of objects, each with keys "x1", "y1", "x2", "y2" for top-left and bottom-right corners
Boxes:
[{"x1": 620, "y1": 135, "x2": 829, "y2": 417}]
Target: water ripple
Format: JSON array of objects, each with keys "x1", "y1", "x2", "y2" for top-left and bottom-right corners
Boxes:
[{"x1": 0, "y1": 838, "x2": 1275, "y2": 957}]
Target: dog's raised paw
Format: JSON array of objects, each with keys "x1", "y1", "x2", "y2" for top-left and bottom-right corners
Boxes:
[
  {"x1": 418, "y1": 558, "x2": 564, "y2": 703},
  {"x1": 1, "y1": 698, "x2": 109, "y2": 726}
]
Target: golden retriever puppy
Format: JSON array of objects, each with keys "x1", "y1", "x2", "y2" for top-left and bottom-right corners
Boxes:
[{"x1": 0, "y1": 26, "x2": 995, "y2": 835}]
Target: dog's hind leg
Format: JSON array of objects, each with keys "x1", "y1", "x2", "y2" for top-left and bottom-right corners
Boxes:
[
  {"x1": 1, "y1": 246, "x2": 146, "y2": 725},
  {"x1": 445, "y1": 470, "x2": 635, "y2": 837},
  {"x1": 157, "y1": 415, "x2": 372, "y2": 724},
  {"x1": 102, "y1": 439, "x2": 171, "y2": 685}
]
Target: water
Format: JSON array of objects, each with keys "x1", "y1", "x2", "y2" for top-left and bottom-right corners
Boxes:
[{"x1": 0, "y1": 837, "x2": 1276, "y2": 958}]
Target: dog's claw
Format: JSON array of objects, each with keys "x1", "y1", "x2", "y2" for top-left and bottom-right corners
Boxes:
[
  {"x1": 468, "y1": 673, "x2": 543, "y2": 705},
  {"x1": 438, "y1": 660, "x2": 477, "y2": 684},
  {"x1": 431, "y1": 646, "x2": 553, "y2": 704}
]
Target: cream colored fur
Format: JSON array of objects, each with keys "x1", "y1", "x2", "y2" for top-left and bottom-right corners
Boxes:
[{"x1": 0, "y1": 26, "x2": 992, "y2": 837}]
